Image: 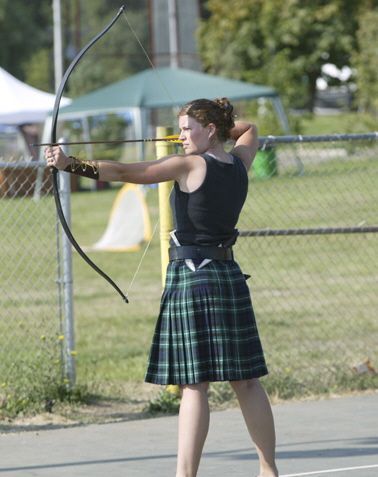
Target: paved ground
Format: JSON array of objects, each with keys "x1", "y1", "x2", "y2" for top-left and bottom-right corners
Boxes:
[{"x1": 0, "y1": 392, "x2": 377, "y2": 476}]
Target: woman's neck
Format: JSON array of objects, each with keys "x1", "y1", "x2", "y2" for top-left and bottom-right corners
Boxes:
[{"x1": 206, "y1": 145, "x2": 232, "y2": 163}]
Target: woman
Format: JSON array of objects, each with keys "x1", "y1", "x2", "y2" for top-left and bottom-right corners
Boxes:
[{"x1": 45, "y1": 98, "x2": 278, "y2": 477}]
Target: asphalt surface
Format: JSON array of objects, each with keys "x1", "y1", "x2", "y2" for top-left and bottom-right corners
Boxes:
[{"x1": 0, "y1": 392, "x2": 377, "y2": 476}]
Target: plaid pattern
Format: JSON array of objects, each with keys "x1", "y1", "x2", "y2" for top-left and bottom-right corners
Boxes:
[{"x1": 145, "y1": 260, "x2": 268, "y2": 385}]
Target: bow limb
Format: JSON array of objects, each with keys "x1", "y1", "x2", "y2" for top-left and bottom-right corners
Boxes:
[{"x1": 50, "y1": 5, "x2": 128, "y2": 303}]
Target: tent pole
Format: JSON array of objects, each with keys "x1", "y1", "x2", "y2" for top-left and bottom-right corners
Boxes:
[
  {"x1": 133, "y1": 107, "x2": 147, "y2": 161},
  {"x1": 271, "y1": 96, "x2": 290, "y2": 134}
]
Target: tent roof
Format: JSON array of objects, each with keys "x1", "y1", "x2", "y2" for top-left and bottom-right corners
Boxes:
[
  {"x1": 59, "y1": 67, "x2": 277, "y2": 118},
  {"x1": 0, "y1": 67, "x2": 70, "y2": 125}
]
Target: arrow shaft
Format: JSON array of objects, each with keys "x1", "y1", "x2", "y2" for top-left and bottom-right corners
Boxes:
[{"x1": 32, "y1": 137, "x2": 182, "y2": 147}]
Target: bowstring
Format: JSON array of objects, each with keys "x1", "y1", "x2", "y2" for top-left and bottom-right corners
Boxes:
[
  {"x1": 122, "y1": 10, "x2": 176, "y2": 106},
  {"x1": 121, "y1": 8, "x2": 177, "y2": 298}
]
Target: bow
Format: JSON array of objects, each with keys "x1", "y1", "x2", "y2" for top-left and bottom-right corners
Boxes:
[{"x1": 50, "y1": 5, "x2": 128, "y2": 303}]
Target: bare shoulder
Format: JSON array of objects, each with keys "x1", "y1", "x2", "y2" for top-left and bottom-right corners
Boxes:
[
  {"x1": 142, "y1": 153, "x2": 205, "y2": 184},
  {"x1": 156, "y1": 153, "x2": 205, "y2": 174}
]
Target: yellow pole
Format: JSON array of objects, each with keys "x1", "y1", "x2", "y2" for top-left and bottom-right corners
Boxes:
[
  {"x1": 156, "y1": 126, "x2": 180, "y2": 398},
  {"x1": 156, "y1": 126, "x2": 174, "y2": 287}
]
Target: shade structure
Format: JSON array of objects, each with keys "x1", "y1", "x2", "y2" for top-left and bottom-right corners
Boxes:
[
  {"x1": 58, "y1": 67, "x2": 278, "y2": 118},
  {"x1": 42, "y1": 67, "x2": 288, "y2": 162}
]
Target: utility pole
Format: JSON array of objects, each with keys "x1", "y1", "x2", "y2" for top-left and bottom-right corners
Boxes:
[
  {"x1": 52, "y1": 0, "x2": 76, "y2": 387},
  {"x1": 53, "y1": 0, "x2": 63, "y2": 90},
  {"x1": 167, "y1": 0, "x2": 179, "y2": 67}
]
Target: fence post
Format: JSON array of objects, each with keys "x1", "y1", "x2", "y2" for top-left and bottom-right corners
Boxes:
[
  {"x1": 156, "y1": 127, "x2": 180, "y2": 397},
  {"x1": 156, "y1": 126, "x2": 174, "y2": 287},
  {"x1": 59, "y1": 141, "x2": 76, "y2": 387}
]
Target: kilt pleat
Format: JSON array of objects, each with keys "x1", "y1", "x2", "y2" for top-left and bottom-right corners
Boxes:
[{"x1": 145, "y1": 260, "x2": 268, "y2": 385}]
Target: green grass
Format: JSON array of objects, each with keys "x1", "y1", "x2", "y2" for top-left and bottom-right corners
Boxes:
[{"x1": 300, "y1": 112, "x2": 377, "y2": 135}]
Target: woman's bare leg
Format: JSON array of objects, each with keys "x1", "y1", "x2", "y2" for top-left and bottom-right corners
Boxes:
[
  {"x1": 230, "y1": 378, "x2": 278, "y2": 477},
  {"x1": 176, "y1": 382, "x2": 210, "y2": 477}
]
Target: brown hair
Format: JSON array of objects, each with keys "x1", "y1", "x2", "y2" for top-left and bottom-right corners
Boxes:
[{"x1": 178, "y1": 98, "x2": 235, "y2": 141}]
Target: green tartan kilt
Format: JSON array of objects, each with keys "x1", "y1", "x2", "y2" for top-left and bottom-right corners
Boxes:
[{"x1": 145, "y1": 259, "x2": 268, "y2": 385}]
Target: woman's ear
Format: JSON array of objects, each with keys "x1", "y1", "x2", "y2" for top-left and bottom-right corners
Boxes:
[{"x1": 207, "y1": 123, "x2": 216, "y2": 139}]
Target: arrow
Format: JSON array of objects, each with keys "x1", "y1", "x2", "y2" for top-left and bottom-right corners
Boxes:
[{"x1": 31, "y1": 135, "x2": 182, "y2": 147}]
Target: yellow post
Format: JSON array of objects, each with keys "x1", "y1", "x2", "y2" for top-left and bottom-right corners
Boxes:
[
  {"x1": 156, "y1": 126, "x2": 174, "y2": 287},
  {"x1": 156, "y1": 127, "x2": 180, "y2": 398}
]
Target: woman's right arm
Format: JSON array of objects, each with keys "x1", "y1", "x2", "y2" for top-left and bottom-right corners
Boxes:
[{"x1": 229, "y1": 121, "x2": 259, "y2": 171}]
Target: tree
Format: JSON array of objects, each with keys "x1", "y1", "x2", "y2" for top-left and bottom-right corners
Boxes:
[
  {"x1": 0, "y1": 0, "x2": 149, "y2": 95},
  {"x1": 62, "y1": 0, "x2": 149, "y2": 97},
  {"x1": 198, "y1": 0, "x2": 370, "y2": 111},
  {"x1": 352, "y1": 8, "x2": 378, "y2": 115},
  {"x1": 0, "y1": 0, "x2": 51, "y2": 86}
]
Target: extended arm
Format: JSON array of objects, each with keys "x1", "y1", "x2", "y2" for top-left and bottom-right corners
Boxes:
[{"x1": 44, "y1": 146, "x2": 194, "y2": 185}]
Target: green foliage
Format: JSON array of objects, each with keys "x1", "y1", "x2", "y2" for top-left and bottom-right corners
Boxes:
[
  {"x1": 0, "y1": 0, "x2": 148, "y2": 94},
  {"x1": 65, "y1": 113, "x2": 129, "y2": 162},
  {"x1": 198, "y1": 0, "x2": 371, "y2": 111},
  {"x1": 208, "y1": 382, "x2": 237, "y2": 407},
  {"x1": 301, "y1": 112, "x2": 378, "y2": 135},
  {"x1": 352, "y1": 9, "x2": 378, "y2": 115},
  {"x1": 242, "y1": 100, "x2": 286, "y2": 136},
  {"x1": 236, "y1": 99, "x2": 302, "y2": 135},
  {"x1": 0, "y1": 0, "x2": 51, "y2": 85},
  {"x1": 0, "y1": 327, "x2": 92, "y2": 418},
  {"x1": 65, "y1": 1, "x2": 149, "y2": 97},
  {"x1": 146, "y1": 389, "x2": 180, "y2": 415},
  {"x1": 22, "y1": 48, "x2": 52, "y2": 92},
  {"x1": 0, "y1": 355, "x2": 85, "y2": 418}
]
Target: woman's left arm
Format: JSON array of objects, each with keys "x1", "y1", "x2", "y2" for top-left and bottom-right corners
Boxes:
[
  {"x1": 230, "y1": 121, "x2": 259, "y2": 171},
  {"x1": 45, "y1": 145, "x2": 192, "y2": 184},
  {"x1": 97, "y1": 155, "x2": 187, "y2": 184}
]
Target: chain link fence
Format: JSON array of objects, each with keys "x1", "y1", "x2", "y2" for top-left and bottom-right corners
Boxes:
[
  {"x1": 0, "y1": 160, "x2": 64, "y2": 415},
  {"x1": 0, "y1": 133, "x2": 377, "y2": 414},
  {"x1": 235, "y1": 133, "x2": 378, "y2": 396}
]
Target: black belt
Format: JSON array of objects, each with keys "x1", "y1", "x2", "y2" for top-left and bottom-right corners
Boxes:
[{"x1": 169, "y1": 245, "x2": 234, "y2": 261}]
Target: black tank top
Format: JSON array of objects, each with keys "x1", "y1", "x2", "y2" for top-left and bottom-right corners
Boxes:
[{"x1": 170, "y1": 153, "x2": 248, "y2": 246}]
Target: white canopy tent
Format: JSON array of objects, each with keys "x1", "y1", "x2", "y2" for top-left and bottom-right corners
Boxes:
[{"x1": 0, "y1": 66, "x2": 70, "y2": 125}]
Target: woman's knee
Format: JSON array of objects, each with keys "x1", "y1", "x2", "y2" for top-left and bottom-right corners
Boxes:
[
  {"x1": 180, "y1": 382, "x2": 209, "y2": 395},
  {"x1": 230, "y1": 377, "x2": 260, "y2": 394}
]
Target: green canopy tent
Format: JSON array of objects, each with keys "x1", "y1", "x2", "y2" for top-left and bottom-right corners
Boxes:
[{"x1": 42, "y1": 67, "x2": 289, "y2": 159}]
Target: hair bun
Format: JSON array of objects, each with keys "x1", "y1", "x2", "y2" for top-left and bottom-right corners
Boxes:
[{"x1": 215, "y1": 97, "x2": 232, "y2": 112}]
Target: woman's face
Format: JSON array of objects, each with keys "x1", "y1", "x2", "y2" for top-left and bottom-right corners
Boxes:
[{"x1": 178, "y1": 114, "x2": 214, "y2": 155}]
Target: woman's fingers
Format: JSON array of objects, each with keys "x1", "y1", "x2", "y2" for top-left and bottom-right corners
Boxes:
[{"x1": 44, "y1": 146, "x2": 65, "y2": 169}]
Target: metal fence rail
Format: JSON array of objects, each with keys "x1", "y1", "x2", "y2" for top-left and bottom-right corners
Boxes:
[{"x1": 236, "y1": 133, "x2": 378, "y2": 395}]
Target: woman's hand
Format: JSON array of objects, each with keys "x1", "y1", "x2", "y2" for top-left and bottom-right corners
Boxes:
[{"x1": 44, "y1": 146, "x2": 72, "y2": 170}]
